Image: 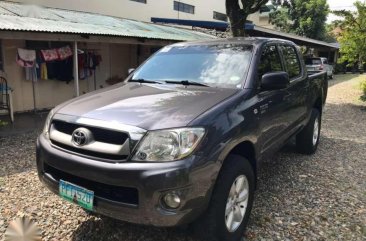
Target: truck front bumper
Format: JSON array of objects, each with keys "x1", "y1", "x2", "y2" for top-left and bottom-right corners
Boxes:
[{"x1": 36, "y1": 134, "x2": 216, "y2": 227}]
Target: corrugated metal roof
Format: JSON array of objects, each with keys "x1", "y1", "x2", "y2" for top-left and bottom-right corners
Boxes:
[
  {"x1": 253, "y1": 26, "x2": 339, "y2": 49},
  {"x1": 0, "y1": 1, "x2": 215, "y2": 41},
  {"x1": 152, "y1": 18, "x2": 339, "y2": 49}
]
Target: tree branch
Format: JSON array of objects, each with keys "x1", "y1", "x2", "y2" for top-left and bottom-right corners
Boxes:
[{"x1": 249, "y1": 0, "x2": 269, "y2": 13}]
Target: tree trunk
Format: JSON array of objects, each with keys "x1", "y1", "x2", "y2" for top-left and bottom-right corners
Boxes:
[
  {"x1": 226, "y1": 0, "x2": 247, "y2": 37},
  {"x1": 228, "y1": 12, "x2": 247, "y2": 37}
]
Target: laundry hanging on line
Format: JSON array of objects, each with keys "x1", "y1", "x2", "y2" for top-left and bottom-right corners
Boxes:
[
  {"x1": 40, "y1": 49, "x2": 59, "y2": 62},
  {"x1": 58, "y1": 46, "x2": 73, "y2": 60},
  {"x1": 78, "y1": 51, "x2": 102, "y2": 80},
  {"x1": 17, "y1": 46, "x2": 102, "y2": 83},
  {"x1": 16, "y1": 48, "x2": 36, "y2": 67}
]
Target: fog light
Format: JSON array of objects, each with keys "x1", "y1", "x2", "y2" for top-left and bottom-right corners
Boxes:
[{"x1": 163, "y1": 193, "x2": 181, "y2": 209}]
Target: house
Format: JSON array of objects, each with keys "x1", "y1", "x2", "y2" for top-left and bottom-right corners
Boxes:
[{"x1": 10, "y1": 0, "x2": 275, "y2": 28}]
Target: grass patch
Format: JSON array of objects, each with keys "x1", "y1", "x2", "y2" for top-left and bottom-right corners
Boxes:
[
  {"x1": 360, "y1": 78, "x2": 366, "y2": 101},
  {"x1": 0, "y1": 177, "x2": 4, "y2": 187},
  {"x1": 0, "y1": 120, "x2": 9, "y2": 126}
]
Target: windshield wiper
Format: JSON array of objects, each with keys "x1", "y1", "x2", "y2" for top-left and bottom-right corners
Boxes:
[
  {"x1": 164, "y1": 80, "x2": 210, "y2": 87},
  {"x1": 130, "y1": 79, "x2": 164, "y2": 84}
]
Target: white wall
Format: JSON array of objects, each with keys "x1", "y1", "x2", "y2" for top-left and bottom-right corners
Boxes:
[
  {"x1": 14, "y1": 0, "x2": 225, "y2": 22},
  {"x1": 12, "y1": 0, "x2": 272, "y2": 28}
]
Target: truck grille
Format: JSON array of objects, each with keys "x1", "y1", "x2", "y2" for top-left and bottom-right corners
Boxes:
[
  {"x1": 49, "y1": 120, "x2": 130, "y2": 162},
  {"x1": 51, "y1": 140, "x2": 128, "y2": 161},
  {"x1": 53, "y1": 120, "x2": 128, "y2": 145},
  {"x1": 44, "y1": 163, "x2": 139, "y2": 206}
]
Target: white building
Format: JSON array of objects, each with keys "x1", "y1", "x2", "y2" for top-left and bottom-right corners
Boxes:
[{"x1": 13, "y1": 0, "x2": 273, "y2": 28}]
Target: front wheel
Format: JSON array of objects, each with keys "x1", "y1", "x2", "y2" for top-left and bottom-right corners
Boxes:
[
  {"x1": 296, "y1": 108, "x2": 321, "y2": 154},
  {"x1": 193, "y1": 155, "x2": 255, "y2": 241}
]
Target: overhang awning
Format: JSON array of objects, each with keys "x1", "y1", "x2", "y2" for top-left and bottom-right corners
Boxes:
[
  {"x1": 0, "y1": 1, "x2": 215, "y2": 42},
  {"x1": 250, "y1": 26, "x2": 339, "y2": 49},
  {"x1": 151, "y1": 17, "x2": 339, "y2": 50}
]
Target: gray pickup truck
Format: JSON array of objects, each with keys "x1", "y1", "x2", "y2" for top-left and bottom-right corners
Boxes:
[{"x1": 37, "y1": 38, "x2": 327, "y2": 241}]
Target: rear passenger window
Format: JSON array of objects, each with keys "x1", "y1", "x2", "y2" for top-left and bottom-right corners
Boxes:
[
  {"x1": 281, "y1": 46, "x2": 301, "y2": 79},
  {"x1": 258, "y1": 45, "x2": 283, "y2": 79}
]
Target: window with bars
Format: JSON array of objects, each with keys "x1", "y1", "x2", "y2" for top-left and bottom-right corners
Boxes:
[
  {"x1": 213, "y1": 11, "x2": 227, "y2": 22},
  {"x1": 130, "y1": 0, "x2": 147, "y2": 4},
  {"x1": 174, "y1": 1, "x2": 195, "y2": 14}
]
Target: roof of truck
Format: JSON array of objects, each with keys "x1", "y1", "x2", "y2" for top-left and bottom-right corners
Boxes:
[{"x1": 170, "y1": 37, "x2": 297, "y2": 47}]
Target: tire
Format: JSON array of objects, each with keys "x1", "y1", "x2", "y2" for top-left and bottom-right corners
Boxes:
[
  {"x1": 296, "y1": 108, "x2": 321, "y2": 154},
  {"x1": 193, "y1": 155, "x2": 255, "y2": 241}
]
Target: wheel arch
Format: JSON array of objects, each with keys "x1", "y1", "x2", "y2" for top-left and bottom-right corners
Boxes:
[
  {"x1": 225, "y1": 141, "x2": 257, "y2": 180},
  {"x1": 314, "y1": 96, "x2": 323, "y2": 114}
]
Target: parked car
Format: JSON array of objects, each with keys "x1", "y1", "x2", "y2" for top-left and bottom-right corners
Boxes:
[
  {"x1": 37, "y1": 38, "x2": 328, "y2": 241},
  {"x1": 305, "y1": 57, "x2": 333, "y2": 79}
]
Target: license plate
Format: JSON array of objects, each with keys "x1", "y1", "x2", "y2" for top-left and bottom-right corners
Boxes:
[{"x1": 59, "y1": 180, "x2": 94, "y2": 211}]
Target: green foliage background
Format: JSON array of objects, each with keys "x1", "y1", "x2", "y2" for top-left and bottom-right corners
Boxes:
[
  {"x1": 270, "y1": 0, "x2": 330, "y2": 41},
  {"x1": 333, "y1": 1, "x2": 366, "y2": 67}
]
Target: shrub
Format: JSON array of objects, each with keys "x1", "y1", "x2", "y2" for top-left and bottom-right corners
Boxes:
[
  {"x1": 0, "y1": 120, "x2": 8, "y2": 126},
  {"x1": 361, "y1": 78, "x2": 366, "y2": 101}
]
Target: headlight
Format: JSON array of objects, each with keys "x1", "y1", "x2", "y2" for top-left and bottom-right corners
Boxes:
[
  {"x1": 43, "y1": 109, "x2": 54, "y2": 138},
  {"x1": 132, "y1": 128, "x2": 205, "y2": 162}
]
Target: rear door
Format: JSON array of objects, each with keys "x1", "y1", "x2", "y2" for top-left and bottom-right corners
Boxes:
[{"x1": 279, "y1": 44, "x2": 308, "y2": 135}]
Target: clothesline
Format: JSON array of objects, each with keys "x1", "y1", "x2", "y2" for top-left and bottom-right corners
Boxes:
[
  {"x1": 16, "y1": 46, "x2": 102, "y2": 83},
  {"x1": 15, "y1": 45, "x2": 102, "y2": 112}
]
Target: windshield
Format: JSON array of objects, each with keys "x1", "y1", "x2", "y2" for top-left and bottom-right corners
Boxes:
[
  {"x1": 305, "y1": 58, "x2": 322, "y2": 65},
  {"x1": 131, "y1": 44, "x2": 253, "y2": 88}
]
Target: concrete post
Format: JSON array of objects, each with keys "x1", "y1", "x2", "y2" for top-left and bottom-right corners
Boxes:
[{"x1": 73, "y1": 41, "x2": 79, "y2": 97}]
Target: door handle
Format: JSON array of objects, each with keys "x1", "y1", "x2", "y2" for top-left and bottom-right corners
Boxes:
[{"x1": 283, "y1": 93, "x2": 292, "y2": 101}]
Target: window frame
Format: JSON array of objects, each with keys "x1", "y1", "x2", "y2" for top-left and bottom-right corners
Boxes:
[
  {"x1": 213, "y1": 11, "x2": 227, "y2": 22},
  {"x1": 279, "y1": 44, "x2": 303, "y2": 82},
  {"x1": 174, "y1": 1, "x2": 195, "y2": 14},
  {"x1": 130, "y1": 0, "x2": 147, "y2": 4},
  {"x1": 257, "y1": 43, "x2": 285, "y2": 87}
]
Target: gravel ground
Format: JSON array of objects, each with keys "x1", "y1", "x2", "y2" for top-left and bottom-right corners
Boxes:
[{"x1": 1, "y1": 74, "x2": 365, "y2": 241}]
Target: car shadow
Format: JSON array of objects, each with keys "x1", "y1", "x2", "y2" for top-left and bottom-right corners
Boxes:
[{"x1": 71, "y1": 215, "x2": 199, "y2": 241}]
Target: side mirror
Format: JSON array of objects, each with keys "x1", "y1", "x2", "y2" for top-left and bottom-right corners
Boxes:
[
  {"x1": 261, "y1": 71, "x2": 289, "y2": 90},
  {"x1": 128, "y1": 68, "x2": 136, "y2": 75}
]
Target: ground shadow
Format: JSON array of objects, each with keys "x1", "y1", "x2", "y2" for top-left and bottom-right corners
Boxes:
[
  {"x1": 71, "y1": 216, "x2": 197, "y2": 241},
  {"x1": 0, "y1": 111, "x2": 47, "y2": 137}
]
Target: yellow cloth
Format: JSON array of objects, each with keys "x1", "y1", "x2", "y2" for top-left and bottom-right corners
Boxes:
[{"x1": 41, "y1": 63, "x2": 48, "y2": 80}]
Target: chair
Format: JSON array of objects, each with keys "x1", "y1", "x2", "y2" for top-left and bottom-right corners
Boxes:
[{"x1": 0, "y1": 77, "x2": 12, "y2": 122}]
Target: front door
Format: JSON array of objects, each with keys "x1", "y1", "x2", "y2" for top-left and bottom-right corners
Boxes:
[{"x1": 255, "y1": 44, "x2": 290, "y2": 157}]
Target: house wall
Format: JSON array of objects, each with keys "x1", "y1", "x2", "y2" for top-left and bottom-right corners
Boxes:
[
  {"x1": 12, "y1": 0, "x2": 273, "y2": 28},
  {"x1": 248, "y1": 12, "x2": 273, "y2": 29},
  {"x1": 14, "y1": 0, "x2": 227, "y2": 23},
  {"x1": 1, "y1": 39, "x2": 142, "y2": 112}
]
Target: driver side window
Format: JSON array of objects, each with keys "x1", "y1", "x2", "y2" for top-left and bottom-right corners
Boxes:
[{"x1": 258, "y1": 45, "x2": 283, "y2": 81}]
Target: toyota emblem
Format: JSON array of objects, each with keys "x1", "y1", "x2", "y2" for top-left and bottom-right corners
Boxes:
[{"x1": 71, "y1": 128, "x2": 92, "y2": 146}]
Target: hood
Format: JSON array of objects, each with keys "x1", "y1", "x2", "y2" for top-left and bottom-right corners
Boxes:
[{"x1": 56, "y1": 83, "x2": 239, "y2": 130}]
